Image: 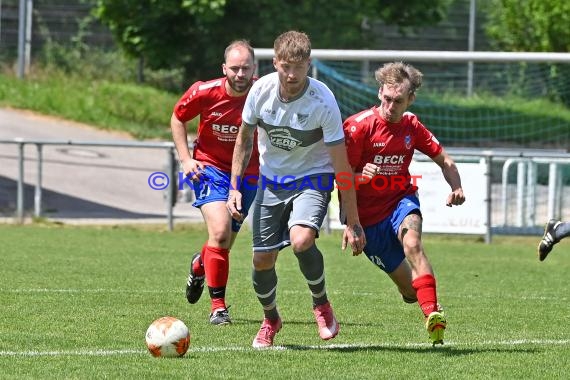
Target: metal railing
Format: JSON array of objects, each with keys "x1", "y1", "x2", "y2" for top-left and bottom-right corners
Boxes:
[
  {"x1": 0, "y1": 138, "x2": 179, "y2": 230},
  {"x1": 500, "y1": 158, "x2": 570, "y2": 228},
  {"x1": 411, "y1": 147, "x2": 570, "y2": 242},
  {"x1": 1, "y1": 139, "x2": 569, "y2": 240}
]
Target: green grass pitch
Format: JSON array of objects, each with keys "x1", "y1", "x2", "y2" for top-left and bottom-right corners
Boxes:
[{"x1": 1, "y1": 223, "x2": 569, "y2": 379}]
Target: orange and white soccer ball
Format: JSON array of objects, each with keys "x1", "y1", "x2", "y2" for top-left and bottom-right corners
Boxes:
[{"x1": 145, "y1": 316, "x2": 190, "y2": 358}]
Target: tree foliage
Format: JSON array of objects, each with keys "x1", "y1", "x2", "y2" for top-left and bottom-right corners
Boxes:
[
  {"x1": 484, "y1": 0, "x2": 570, "y2": 52},
  {"x1": 483, "y1": 0, "x2": 570, "y2": 105},
  {"x1": 93, "y1": 0, "x2": 451, "y2": 86}
]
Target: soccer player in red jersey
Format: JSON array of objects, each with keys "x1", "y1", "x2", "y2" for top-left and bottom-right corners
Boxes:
[
  {"x1": 342, "y1": 62, "x2": 465, "y2": 345},
  {"x1": 171, "y1": 40, "x2": 259, "y2": 325}
]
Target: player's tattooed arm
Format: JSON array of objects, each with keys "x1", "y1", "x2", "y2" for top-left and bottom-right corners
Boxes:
[
  {"x1": 352, "y1": 224, "x2": 363, "y2": 238},
  {"x1": 228, "y1": 122, "x2": 255, "y2": 222}
]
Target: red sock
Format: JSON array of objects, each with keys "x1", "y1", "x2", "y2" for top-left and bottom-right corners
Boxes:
[
  {"x1": 412, "y1": 274, "x2": 438, "y2": 317},
  {"x1": 203, "y1": 246, "x2": 230, "y2": 311},
  {"x1": 191, "y1": 245, "x2": 206, "y2": 277}
]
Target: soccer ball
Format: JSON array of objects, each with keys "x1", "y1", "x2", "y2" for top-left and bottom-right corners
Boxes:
[{"x1": 145, "y1": 316, "x2": 190, "y2": 358}]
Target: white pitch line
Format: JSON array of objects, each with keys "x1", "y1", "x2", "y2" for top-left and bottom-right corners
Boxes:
[
  {"x1": 0, "y1": 349, "x2": 145, "y2": 357},
  {"x1": 1, "y1": 339, "x2": 569, "y2": 357},
  {"x1": 1, "y1": 288, "x2": 566, "y2": 301},
  {"x1": 0, "y1": 288, "x2": 175, "y2": 294}
]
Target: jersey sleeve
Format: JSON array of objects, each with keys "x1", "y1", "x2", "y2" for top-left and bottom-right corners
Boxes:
[
  {"x1": 241, "y1": 82, "x2": 259, "y2": 127},
  {"x1": 342, "y1": 115, "x2": 365, "y2": 169},
  {"x1": 320, "y1": 92, "x2": 344, "y2": 145},
  {"x1": 414, "y1": 118, "x2": 443, "y2": 158},
  {"x1": 173, "y1": 81, "x2": 203, "y2": 123}
]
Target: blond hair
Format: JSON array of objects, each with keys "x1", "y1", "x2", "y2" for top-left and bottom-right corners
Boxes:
[
  {"x1": 273, "y1": 31, "x2": 311, "y2": 62},
  {"x1": 374, "y1": 62, "x2": 423, "y2": 94}
]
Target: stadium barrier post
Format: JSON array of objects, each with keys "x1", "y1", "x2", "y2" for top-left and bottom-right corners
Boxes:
[
  {"x1": 166, "y1": 147, "x2": 175, "y2": 231},
  {"x1": 484, "y1": 155, "x2": 492, "y2": 244},
  {"x1": 34, "y1": 142, "x2": 43, "y2": 218},
  {"x1": 16, "y1": 140, "x2": 24, "y2": 223}
]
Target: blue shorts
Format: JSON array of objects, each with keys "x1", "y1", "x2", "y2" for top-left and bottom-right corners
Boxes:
[
  {"x1": 191, "y1": 165, "x2": 257, "y2": 232},
  {"x1": 362, "y1": 194, "x2": 421, "y2": 273}
]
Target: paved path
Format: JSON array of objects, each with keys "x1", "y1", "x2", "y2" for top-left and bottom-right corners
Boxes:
[{"x1": 0, "y1": 108, "x2": 202, "y2": 226}]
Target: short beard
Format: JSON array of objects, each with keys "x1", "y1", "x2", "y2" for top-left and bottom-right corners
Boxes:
[{"x1": 227, "y1": 78, "x2": 252, "y2": 94}]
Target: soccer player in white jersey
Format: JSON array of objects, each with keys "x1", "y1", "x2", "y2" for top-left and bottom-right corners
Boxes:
[
  {"x1": 342, "y1": 62, "x2": 465, "y2": 345},
  {"x1": 227, "y1": 30, "x2": 366, "y2": 348}
]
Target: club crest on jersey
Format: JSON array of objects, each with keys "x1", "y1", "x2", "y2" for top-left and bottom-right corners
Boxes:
[
  {"x1": 268, "y1": 128, "x2": 302, "y2": 151},
  {"x1": 294, "y1": 113, "x2": 309, "y2": 126},
  {"x1": 405, "y1": 135, "x2": 412, "y2": 150}
]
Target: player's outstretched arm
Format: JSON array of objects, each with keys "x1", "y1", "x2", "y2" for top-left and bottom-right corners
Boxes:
[
  {"x1": 170, "y1": 113, "x2": 205, "y2": 181},
  {"x1": 227, "y1": 122, "x2": 255, "y2": 222},
  {"x1": 328, "y1": 144, "x2": 366, "y2": 255},
  {"x1": 432, "y1": 149, "x2": 465, "y2": 207}
]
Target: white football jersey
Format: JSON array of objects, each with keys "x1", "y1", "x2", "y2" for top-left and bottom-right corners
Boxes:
[{"x1": 242, "y1": 72, "x2": 344, "y2": 181}]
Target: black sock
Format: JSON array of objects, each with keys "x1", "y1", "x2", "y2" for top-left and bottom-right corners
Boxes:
[
  {"x1": 294, "y1": 244, "x2": 328, "y2": 307},
  {"x1": 252, "y1": 267, "x2": 280, "y2": 320}
]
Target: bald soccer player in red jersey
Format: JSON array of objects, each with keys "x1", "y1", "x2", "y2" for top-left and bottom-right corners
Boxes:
[{"x1": 171, "y1": 40, "x2": 259, "y2": 325}]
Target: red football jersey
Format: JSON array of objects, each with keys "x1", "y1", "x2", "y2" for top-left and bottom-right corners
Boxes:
[
  {"x1": 343, "y1": 107, "x2": 442, "y2": 227},
  {"x1": 173, "y1": 77, "x2": 259, "y2": 177}
]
